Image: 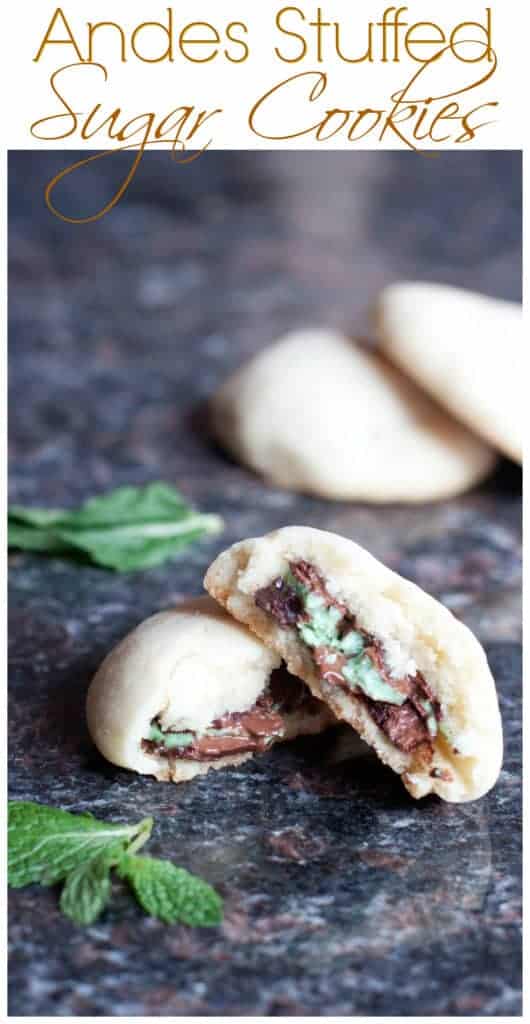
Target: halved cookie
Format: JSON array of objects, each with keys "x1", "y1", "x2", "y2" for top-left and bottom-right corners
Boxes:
[
  {"x1": 205, "y1": 528, "x2": 503, "y2": 802},
  {"x1": 86, "y1": 596, "x2": 334, "y2": 783}
]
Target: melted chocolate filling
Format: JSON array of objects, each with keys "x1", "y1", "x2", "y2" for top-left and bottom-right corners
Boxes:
[
  {"x1": 142, "y1": 670, "x2": 322, "y2": 761},
  {"x1": 256, "y1": 560, "x2": 441, "y2": 758}
]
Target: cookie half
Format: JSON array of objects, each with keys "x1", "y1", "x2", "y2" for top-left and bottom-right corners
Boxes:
[
  {"x1": 205, "y1": 528, "x2": 503, "y2": 802},
  {"x1": 210, "y1": 329, "x2": 496, "y2": 502},
  {"x1": 86, "y1": 596, "x2": 334, "y2": 783},
  {"x1": 377, "y1": 282, "x2": 522, "y2": 463}
]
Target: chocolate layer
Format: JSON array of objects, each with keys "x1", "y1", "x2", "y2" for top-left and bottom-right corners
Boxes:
[
  {"x1": 255, "y1": 560, "x2": 441, "y2": 758},
  {"x1": 142, "y1": 669, "x2": 322, "y2": 762}
]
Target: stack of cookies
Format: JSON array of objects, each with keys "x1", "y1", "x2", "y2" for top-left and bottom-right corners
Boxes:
[{"x1": 211, "y1": 282, "x2": 522, "y2": 502}]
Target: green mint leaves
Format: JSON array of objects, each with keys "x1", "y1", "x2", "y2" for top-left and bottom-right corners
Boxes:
[
  {"x1": 8, "y1": 802, "x2": 223, "y2": 928},
  {"x1": 118, "y1": 854, "x2": 223, "y2": 927},
  {"x1": 7, "y1": 802, "x2": 151, "y2": 888},
  {"x1": 8, "y1": 482, "x2": 223, "y2": 572}
]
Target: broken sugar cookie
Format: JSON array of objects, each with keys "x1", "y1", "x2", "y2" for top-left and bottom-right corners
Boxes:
[
  {"x1": 377, "y1": 282, "x2": 522, "y2": 463},
  {"x1": 86, "y1": 596, "x2": 334, "y2": 783},
  {"x1": 209, "y1": 329, "x2": 496, "y2": 503},
  {"x1": 205, "y1": 527, "x2": 503, "y2": 803}
]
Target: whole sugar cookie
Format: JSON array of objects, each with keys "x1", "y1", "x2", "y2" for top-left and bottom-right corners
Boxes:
[
  {"x1": 377, "y1": 282, "x2": 522, "y2": 463},
  {"x1": 86, "y1": 595, "x2": 334, "y2": 784},
  {"x1": 205, "y1": 527, "x2": 503, "y2": 803},
  {"x1": 210, "y1": 329, "x2": 495, "y2": 502}
]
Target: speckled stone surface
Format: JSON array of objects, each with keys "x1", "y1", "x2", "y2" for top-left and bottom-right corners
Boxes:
[{"x1": 8, "y1": 151, "x2": 522, "y2": 1016}]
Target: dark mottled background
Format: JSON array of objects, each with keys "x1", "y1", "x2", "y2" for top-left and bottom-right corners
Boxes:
[{"x1": 8, "y1": 150, "x2": 522, "y2": 1016}]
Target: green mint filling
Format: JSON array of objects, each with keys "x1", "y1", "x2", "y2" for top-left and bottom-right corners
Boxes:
[
  {"x1": 286, "y1": 571, "x2": 407, "y2": 707},
  {"x1": 148, "y1": 724, "x2": 193, "y2": 749},
  {"x1": 343, "y1": 655, "x2": 407, "y2": 704},
  {"x1": 340, "y1": 630, "x2": 364, "y2": 657},
  {"x1": 285, "y1": 570, "x2": 306, "y2": 599},
  {"x1": 288, "y1": 572, "x2": 363, "y2": 655},
  {"x1": 163, "y1": 733, "x2": 194, "y2": 750},
  {"x1": 438, "y1": 721, "x2": 455, "y2": 746},
  {"x1": 418, "y1": 698, "x2": 438, "y2": 737},
  {"x1": 298, "y1": 605, "x2": 343, "y2": 648},
  {"x1": 304, "y1": 591, "x2": 326, "y2": 613},
  {"x1": 426, "y1": 713, "x2": 438, "y2": 737}
]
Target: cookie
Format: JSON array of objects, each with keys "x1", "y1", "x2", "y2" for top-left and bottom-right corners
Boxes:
[
  {"x1": 205, "y1": 527, "x2": 503, "y2": 802},
  {"x1": 377, "y1": 282, "x2": 522, "y2": 463},
  {"x1": 210, "y1": 329, "x2": 496, "y2": 502},
  {"x1": 86, "y1": 595, "x2": 334, "y2": 783}
]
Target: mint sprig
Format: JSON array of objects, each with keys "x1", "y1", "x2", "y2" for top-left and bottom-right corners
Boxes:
[
  {"x1": 8, "y1": 482, "x2": 223, "y2": 571},
  {"x1": 8, "y1": 801, "x2": 223, "y2": 928}
]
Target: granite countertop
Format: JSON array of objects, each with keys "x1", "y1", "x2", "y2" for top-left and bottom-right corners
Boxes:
[{"x1": 8, "y1": 151, "x2": 522, "y2": 1016}]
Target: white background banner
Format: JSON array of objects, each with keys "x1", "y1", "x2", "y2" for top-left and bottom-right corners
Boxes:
[{"x1": 4, "y1": 1, "x2": 525, "y2": 151}]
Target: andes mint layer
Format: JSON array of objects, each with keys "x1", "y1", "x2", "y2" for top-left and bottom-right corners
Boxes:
[
  {"x1": 141, "y1": 669, "x2": 321, "y2": 762},
  {"x1": 255, "y1": 560, "x2": 442, "y2": 758}
]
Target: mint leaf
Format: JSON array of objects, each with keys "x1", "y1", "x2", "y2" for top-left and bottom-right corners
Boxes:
[
  {"x1": 118, "y1": 853, "x2": 223, "y2": 927},
  {"x1": 60, "y1": 852, "x2": 113, "y2": 925},
  {"x1": 8, "y1": 522, "x2": 69, "y2": 554},
  {"x1": 8, "y1": 483, "x2": 223, "y2": 571},
  {"x1": 8, "y1": 506, "x2": 69, "y2": 528},
  {"x1": 55, "y1": 519, "x2": 217, "y2": 572},
  {"x1": 8, "y1": 802, "x2": 152, "y2": 887},
  {"x1": 57, "y1": 483, "x2": 190, "y2": 527}
]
